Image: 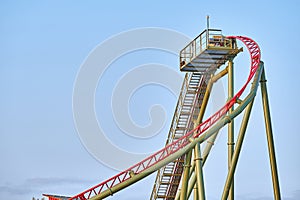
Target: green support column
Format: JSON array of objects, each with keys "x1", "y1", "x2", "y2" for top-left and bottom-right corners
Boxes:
[
  {"x1": 178, "y1": 130, "x2": 220, "y2": 200},
  {"x1": 228, "y1": 59, "x2": 235, "y2": 200},
  {"x1": 202, "y1": 131, "x2": 219, "y2": 162},
  {"x1": 260, "y1": 66, "x2": 281, "y2": 200},
  {"x1": 194, "y1": 184, "x2": 198, "y2": 200},
  {"x1": 221, "y1": 98, "x2": 255, "y2": 200},
  {"x1": 194, "y1": 143, "x2": 206, "y2": 199},
  {"x1": 192, "y1": 67, "x2": 229, "y2": 200},
  {"x1": 180, "y1": 150, "x2": 192, "y2": 200}
]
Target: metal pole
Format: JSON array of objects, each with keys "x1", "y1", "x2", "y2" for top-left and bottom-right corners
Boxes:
[
  {"x1": 180, "y1": 150, "x2": 192, "y2": 200},
  {"x1": 175, "y1": 173, "x2": 196, "y2": 200},
  {"x1": 186, "y1": 171, "x2": 196, "y2": 199},
  {"x1": 194, "y1": 184, "x2": 198, "y2": 200},
  {"x1": 206, "y1": 15, "x2": 209, "y2": 48},
  {"x1": 189, "y1": 72, "x2": 216, "y2": 200},
  {"x1": 221, "y1": 98, "x2": 255, "y2": 200},
  {"x1": 176, "y1": 130, "x2": 220, "y2": 200},
  {"x1": 189, "y1": 130, "x2": 220, "y2": 199},
  {"x1": 194, "y1": 143, "x2": 206, "y2": 199},
  {"x1": 260, "y1": 66, "x2": 281, "y2": 200},
  {"x1": 207, "y1": 15, "x2": 209, "y2": 30},
  {"x1": 228, "y1": 59, "x2": 234, "y2": 200},
  {"x1": 198, "y1": 67, "x2": 228, "y2": 121},
  {"x1": 202, "y1": 130, "x2": 219, "y2": 162}
]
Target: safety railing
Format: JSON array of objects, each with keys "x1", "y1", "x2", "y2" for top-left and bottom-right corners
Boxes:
[{"x1": 180, "y1": 29, "x2": 234, "y2": 68}]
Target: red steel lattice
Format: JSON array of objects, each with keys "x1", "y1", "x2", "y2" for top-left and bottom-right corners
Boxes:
[{"x1": 69, "y1": 36, "x2": 261, "y2": 200}]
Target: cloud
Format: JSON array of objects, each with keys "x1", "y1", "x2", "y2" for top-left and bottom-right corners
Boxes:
[
  {"x1": 0, "y1": 185, "x2": 32, "y2": 195},
  {"x1": 0, "y1": 177, "x2": 96, "y2": 199},
  {"x1": 25, "y1": 177, "x2": 95, "y2": 187}
]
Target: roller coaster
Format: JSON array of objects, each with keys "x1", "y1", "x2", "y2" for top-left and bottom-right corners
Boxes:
[{"x1": 43, "y1": 26, "x2": 281, "y2": 200}]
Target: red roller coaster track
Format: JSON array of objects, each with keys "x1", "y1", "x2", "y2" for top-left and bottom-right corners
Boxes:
[{"x1": 68, "y1": 36, "x2": 261, "y2": 200}]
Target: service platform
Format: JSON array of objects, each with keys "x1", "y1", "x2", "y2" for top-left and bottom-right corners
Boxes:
[{"x1": 180, "y1": 29, "x2": 241, "y2": 73}]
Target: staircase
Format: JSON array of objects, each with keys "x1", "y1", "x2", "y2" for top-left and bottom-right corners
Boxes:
[{"x1": 150, "y1": 72, "x2": 211, "y2": 200}]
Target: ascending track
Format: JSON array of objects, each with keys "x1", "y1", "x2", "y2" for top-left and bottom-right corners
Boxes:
[{"x1": 68, "y1": 36, "x2": 261, "y2": 200}]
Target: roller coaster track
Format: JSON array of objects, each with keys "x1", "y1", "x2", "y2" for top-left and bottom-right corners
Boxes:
[
  {"x1": 64, "y1": 36, "x2": 262, "y2": 200},
  {"x1": 59, "y1": 36, "x2": 262, "y2": 200}
]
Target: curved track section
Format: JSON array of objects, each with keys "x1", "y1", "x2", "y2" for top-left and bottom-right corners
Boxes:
[{"x1": 69, "y1": 36, "x2": 261, "y2": 200}]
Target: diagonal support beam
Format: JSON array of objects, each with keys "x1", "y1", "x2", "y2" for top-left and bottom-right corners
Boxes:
[
  {"x1": 175, "y1": 129, "x2": 220, "y2": 200},
  {"x1": 221, "y1": 97, "x2": 255, "y2": 200},
  {"x1": 260, "y1": 65, "x2": 281, "y2": 200}
]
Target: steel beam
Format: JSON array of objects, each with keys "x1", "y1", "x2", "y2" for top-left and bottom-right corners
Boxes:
[
  {"x1": 227, "y1": 59, "x2": 235, "y2": 200},
  {"x1": 194, "y1": 143, "x2": 206, "y2": 199},
  {"x1": 180, "y1": 150, "x2": 192, "y2": 200},
  {"x1": 193, "y1": 184, "x2": 198, "y2": 200},
  {"x1": 221, "y1": 97, "x2": 255, "y2": 200},
  {"x1": 260, "y1": 66, "x2": 281, "y2": 200}
]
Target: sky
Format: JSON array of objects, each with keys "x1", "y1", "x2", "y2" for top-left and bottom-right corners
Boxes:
[{"x1": 1, "y1": 0, "x2": 300, "y2": 199}]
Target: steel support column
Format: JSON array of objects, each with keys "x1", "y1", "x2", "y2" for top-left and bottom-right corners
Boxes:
[
  {"x1": 177, "y1": 130, "x2": 220, "y2": 200},
  {"x1": 221, "y1": 98, "x2": 255, "y2": 200},
  {"x1": 180, "y1": 150, "x2": 192, "y2": 200},
  {"x1": 260, "y1": 66, "x2": 281, "y2": 200},
  {"x1": 194, "y1": 143, "x2": 206, "y2": 199},
  {"x1": 227, "y1": 59, "x2": 234, "y2": 200},
  {"x1": 194, "y1": 184, "x2": 198, "y2": 200}
]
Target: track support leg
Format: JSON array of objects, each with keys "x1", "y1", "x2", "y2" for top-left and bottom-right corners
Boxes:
[
  {"x1": 222, "y1": 97, "x2": 255, "y2": 200},
  {"x1": 180, "y1": 150, "x2": 192, "y2": 200},
  {"x1": 260, "y1": 66, "x2": 281, "y2": 200},
  {"x1": 194, "y1": 143, "x2": 206, "y2": 199},
  {"x1": 227, "y1": 59, "x2": 235, "y2": 200},
  {"x1": 193, "y1": 184, "x2": 198, "y2": 200}
]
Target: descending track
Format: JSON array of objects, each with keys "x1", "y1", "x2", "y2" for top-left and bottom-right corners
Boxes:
[
  {"x1": 56, "y1": 36, "x2": 262, "y2": 200},
  {"x1": 43, "y1": 35, "x2": 261, "y2": 200}
]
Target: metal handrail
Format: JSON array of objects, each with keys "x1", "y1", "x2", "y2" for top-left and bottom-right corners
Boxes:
[{"x1": 180, "y1": 29, "x2": 234, "y2": 68}]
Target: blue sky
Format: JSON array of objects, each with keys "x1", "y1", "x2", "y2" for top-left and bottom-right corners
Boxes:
[{"x1": 1, "y1": 1, "x2": 300, "y2": 199}]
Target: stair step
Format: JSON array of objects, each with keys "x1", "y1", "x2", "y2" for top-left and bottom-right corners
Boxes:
[{"x1": 150, "y1": 72, "x2": 212, "y2": 200}]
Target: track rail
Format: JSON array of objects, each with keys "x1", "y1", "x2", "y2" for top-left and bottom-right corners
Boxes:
[{"x1": 68, "y1": 36, "x2": 261, "y2": 200}]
